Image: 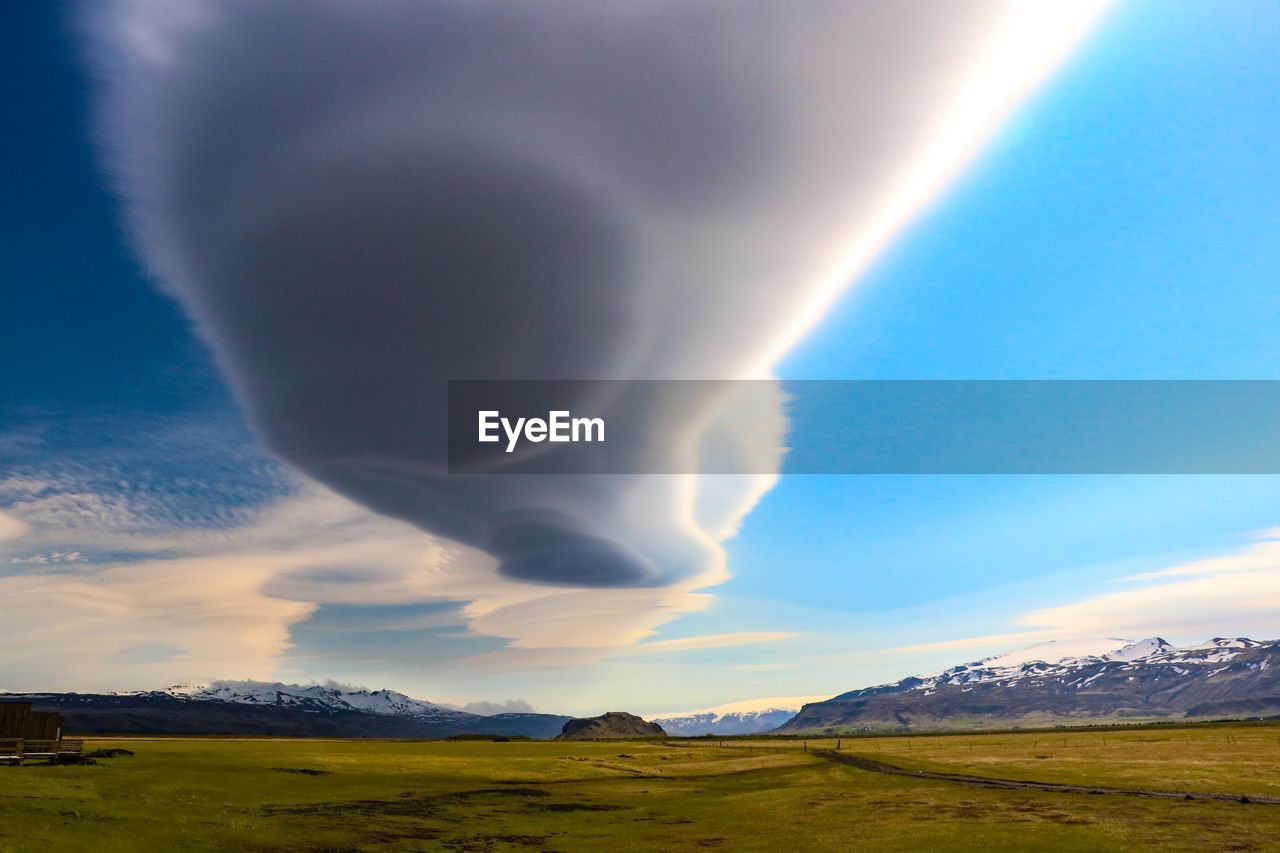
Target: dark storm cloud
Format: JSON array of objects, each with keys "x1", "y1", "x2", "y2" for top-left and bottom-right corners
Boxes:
[{"x1": 85, "y1": 1, "x2": 1104, "y2": 587}]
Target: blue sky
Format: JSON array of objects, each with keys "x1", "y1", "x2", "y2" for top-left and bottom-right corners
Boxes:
[{"x1": 2, "y1": 2, "x2": 1279, "y2": 716}]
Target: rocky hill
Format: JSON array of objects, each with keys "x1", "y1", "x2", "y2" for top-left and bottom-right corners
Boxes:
[
  {"x1": 556, "y1": 711, "x2": 666, "y2": 740},
  {"x1": 778, "y1": 637, "x2": 1280, "y2": 733}
]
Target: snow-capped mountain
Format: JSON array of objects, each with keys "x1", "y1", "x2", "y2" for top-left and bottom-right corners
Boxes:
[
  {"x1": 780, "y1": 636, "x2": 1280, "y2": 733},
  {"x1": 142, "y1": 681, "x2": 472, "y2": 723},
  {"x1": 654, "y1": 695, "x2": 825, "y2": 736},
  {"x1": 655, "y1": 708, "x2": 797, "y2": 736},
  {"x1": 6, "y1": 680, "x2": 571, "y2": 739}
]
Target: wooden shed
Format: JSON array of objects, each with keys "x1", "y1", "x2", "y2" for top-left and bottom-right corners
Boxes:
[
  {"x1": 0, "y1": 703, "x2": 79, "y2": 764},
  {"x1": 0, "y1": 702, "x2": 30, "y2": 739},
  {"x1": 23, "y1": 711, "x2": 64, "y2": 741}
]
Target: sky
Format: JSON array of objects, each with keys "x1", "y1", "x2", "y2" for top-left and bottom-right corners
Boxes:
[{"x1": 1, "y1": 1, "x2": 1278, "y2": 717}]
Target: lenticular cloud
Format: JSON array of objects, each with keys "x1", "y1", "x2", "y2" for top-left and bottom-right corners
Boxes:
[{"x1": 84, "y1": 1, "x2": 1105, "y2": 588}]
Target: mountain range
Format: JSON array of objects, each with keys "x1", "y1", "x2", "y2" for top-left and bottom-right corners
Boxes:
[
  {"x1": 6, "y1": 636, "x2": 1276, "y2": 739},
  {"x1": 779, "y1": 636, "x2": 1280, "y2": 733},
  {"x1": 4, "y1": 681, "x2": 570, "y2": 739},
  {"x1": 654, "y1": 707, "x2": 801, "y2": 737}
]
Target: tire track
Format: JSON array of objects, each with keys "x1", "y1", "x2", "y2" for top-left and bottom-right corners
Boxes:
[{"x1": 813, "y1": 750, "x2": 1280, "y2": 805}]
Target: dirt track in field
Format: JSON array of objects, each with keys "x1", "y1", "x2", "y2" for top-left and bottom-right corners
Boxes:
[{"x1": 814, "y1": 750, "x2": 1280, "y2": 805}]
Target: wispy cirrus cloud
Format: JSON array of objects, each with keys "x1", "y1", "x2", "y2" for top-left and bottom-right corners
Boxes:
[
  {"x1": 629, "y1": 631, "x2": 796, "y2": 654},
  {"x1": 0, "y1": 449, "x2": 718, "y2": 690},
  {"x1": 0, "y1": 407, "x2": 289, "y2": 553},
  {"x1": 1013, "y1": 531, "x2": 1280, "y2": 642},
  {"x1": 886, "y1": 529, "x2": 1280, "y2": 664},
  {"x1": 0, "y1": 510, "x2": 28, "y2": 542},
  {"x1": 889, "y1": 631, "x2": 1060, "y2": 656},
  {"x1": 1122, "y1": 528, "x2": 1280, "y2": 581}
]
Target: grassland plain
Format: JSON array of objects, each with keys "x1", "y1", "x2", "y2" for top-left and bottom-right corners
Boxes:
[{"x1": 1, "y1": 725, "x2": 1279, "y2": 852}]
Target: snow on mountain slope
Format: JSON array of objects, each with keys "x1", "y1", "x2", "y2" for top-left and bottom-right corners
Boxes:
[
  {"x1": 654, "y1": 695, "x2": 826, "y2": 736},
  {"x1": 10, "y1": 682, "x2": 574, "y2": 739},
  {"x1": 781, "y1": 636, "x2": 1280, "y2": 733},
  {"x1": 136, "y1": 681, "x2": 477, "y2": 722},
  {"x1": 844, "y1": 637, "x2": 1193, "y2": 699},
  {"x1": 1104, "y1": 638, "x2": 1171, "y2": 661},
  {"x1": 654, "y1": 708, "x2": 799, "y2": 737},
  {"x1": 658, "y1": 695, "x2": 829, "y2": 718},
  {"x1": 969, "y1": 637, "x2": 1139, "y2": 670}
]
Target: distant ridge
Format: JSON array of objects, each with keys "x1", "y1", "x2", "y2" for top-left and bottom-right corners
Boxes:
[
  {"x1": 779, "y1": 636, "x2": 1280, "y2": 733},
  {"x1": 10, "y1": 637, "x2": 1277, "y2": 740},
  {"x1": 143, "y1": 681, "x2": 475, "y2": 723},
  {"x1": 3, "y1": 680, "x2": 570, "y2": 739},
  {"x1": 655, "y1": 706, "x2": 802, "y2": 736}
]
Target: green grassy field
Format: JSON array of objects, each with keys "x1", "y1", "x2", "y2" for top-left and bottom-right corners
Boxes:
[
  {"x1": 2, "y1": 725, "x2": 1279, "y2": 851},
  {"x1": 828, "y1": 724, "x2": 1280, "y2": 799}
]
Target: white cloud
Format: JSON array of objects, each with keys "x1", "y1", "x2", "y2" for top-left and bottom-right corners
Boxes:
[
  {"x1": 0, "y1": 553, "x2": 313, "y2": 691},
  {"x1": 8, "y1": 551, "x2": 83, "y2": 565},
  {"x1": 456, "y1": 699, "x2": 536, "y2": 716},
  {"x1": 1015, "y1": 532, "x2": 1280, "y2": 642},
  {"x1": 1122, "y1": 528, "x2": 1280, "y2": 581},
  {"x1": 628, "y1": 631, "x2": 796, "y2": 654},
  {"x1": 0, "y1": 509, "x2": 29, "y2": 543},
  {"x1": 657, "y1": 694, "x2": 830, "y2": 718},
  {"x1": 890, "y1": 630, "x2": 1058, "y2": 656},
  {"x1": 890, "y1": 531, "x2": 1280, "y2": 666},
  {"x1": 0, "y1": 477, "x2": 721, "y2": 689}
]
